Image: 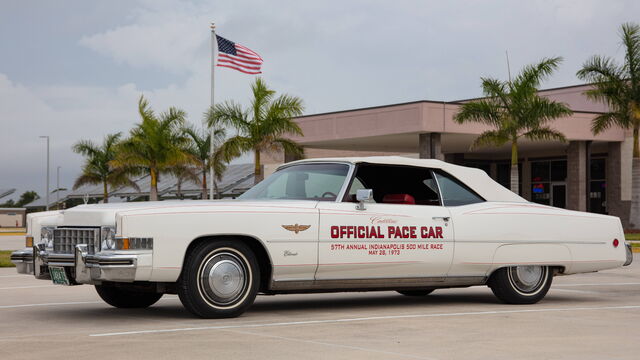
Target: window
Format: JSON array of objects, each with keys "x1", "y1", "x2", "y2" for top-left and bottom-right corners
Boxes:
[
  {"x1": 433, "y1": 170, "x2": 484, "y2": 206},
  {"x1": 589, "y1": 158, "x2": 606, "y2": 214},
  {"x1": 347, "y1": 178, "x2": 369, "y2": 198},
  {"x1": 344, "y1": 164, "x2": 440, "y2": 206},
  {"x1": 531, "y1": 159, "x2": 566, "y2": 206},
  {"x1": 239, "y1": 163, "x2": 349, "y2": 201}
]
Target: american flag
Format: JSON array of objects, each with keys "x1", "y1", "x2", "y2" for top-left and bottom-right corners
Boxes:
[{"x1": 216, "y1": 35, "x2": 263, "y2": 74}]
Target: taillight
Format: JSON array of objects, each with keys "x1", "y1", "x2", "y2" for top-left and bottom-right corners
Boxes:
[{"x1": 613, "y1": 239, "x2": 620, "y2": 248}]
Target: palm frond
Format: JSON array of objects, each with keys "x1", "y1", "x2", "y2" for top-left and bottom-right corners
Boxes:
[
  {"x1": 453, "y1": 100, "x2": 503, "y2": 127},
  {"x1": 480, "y1": 77, "x2": 510, "y2": 107},
  {"x1": 522, "y1": 127, "x2": 566, "y2": 142},
  {"x1": 72, "y1": 140, "x2": 100, "y2": 157},
  {"x1": 514, "y1": 56, "x2": 563, "y2": 89},
  {"x1": 207, "y1": 101, "x2": 249, "y2": 132},
  {"x1": 470, "y1": 130, "x2": 510, "y2": 150},
  {"x1": 218, "y1": 136, "x2": 252, "y2": 163},
  {"x1": 251, "y1": 77, "x2": 276, "y2": 123},
  {"x1": 267, "y1": 138, "x2": 305, "y2": 157},
  {"x1": 72, "y1": 173, "x2": 101, "y2": 190},
  {"x1": 621, "y1": 23, "x2": 640, "y2": 80}
]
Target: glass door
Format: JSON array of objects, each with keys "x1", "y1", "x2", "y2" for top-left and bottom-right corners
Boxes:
[{"x1": 551, "y1": 183, "x2": 566, "y2": 208}]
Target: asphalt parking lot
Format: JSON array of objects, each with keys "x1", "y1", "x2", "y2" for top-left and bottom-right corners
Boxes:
[{"x1": 0, "y1": 252, "x2": 638, "y2": 360}]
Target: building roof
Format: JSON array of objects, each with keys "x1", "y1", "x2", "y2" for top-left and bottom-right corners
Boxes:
[
  {"x1": 295, "y1": 84, "x2": 607, "y2": 120},
  {"x1": 0, "y1": 189, "x2": 16, "y2": 200},
  {"x1": 23, "y1": 189, "x2": 69, "y2": 209},
  {"x1": 25, "y1": 163, "x2": 256, "y2": 208}
]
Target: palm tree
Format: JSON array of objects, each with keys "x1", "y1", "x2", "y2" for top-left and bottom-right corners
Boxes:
[
  {"x1": 454, "y1": 57, "x2": 572, "y2": 194},
  {"x1": 72, "y1": 133, "x2": 139, "y2": 203},
  {"x1": 577, "y1": 23, "x2": 640, "y2": 228},
  {"x1": 182, "y1": 124, "x2": 229, "y2": 199},
  {"x1": 169, "y1": 164, "x2": 198, "y2": 199},
  {"x1": 112, "y1": 96, "x2": 192, "y2": 201},
  {"x1": 207, "y1": 78, "x2": 305, "y2": 184}
]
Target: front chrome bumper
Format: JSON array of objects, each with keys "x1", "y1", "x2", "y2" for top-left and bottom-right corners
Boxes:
[{"x1": 11, "y1": 244, "x2": 145, "y2": 284}]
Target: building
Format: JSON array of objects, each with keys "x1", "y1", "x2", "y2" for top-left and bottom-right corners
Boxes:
[
  {"x1": 283, "y1": 84, "x2": 634, "y2": 228},
  {"x1": 24, "y1": 164, "x2": 257, "y2": 210},
  {"x1": 0, "y1": 208, "x2": 26, "y2": 227}
]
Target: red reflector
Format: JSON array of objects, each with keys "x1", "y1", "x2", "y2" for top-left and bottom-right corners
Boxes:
[{"x1": 613, "y1": 239, "x2": 619, "y2": 247}]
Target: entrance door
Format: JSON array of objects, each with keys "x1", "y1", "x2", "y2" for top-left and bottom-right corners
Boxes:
[{"x1": 551, "y1": 183, "x2": 566, "y2": 208}]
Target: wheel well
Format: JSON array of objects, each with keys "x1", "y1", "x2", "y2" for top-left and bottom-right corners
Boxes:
[
  {"x1": 487, "y1": 265, "x2": 566, "y2": 282},
  {"x1": 182, "y1": 235, "x2": 273, "y2": 292}
]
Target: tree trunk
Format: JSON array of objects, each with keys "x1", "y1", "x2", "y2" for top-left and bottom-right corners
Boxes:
[
  {"x1": 510, "y1": 141, "x2": 519, "y2": 194},
  {"x1": 177, "y1": 178, "x2": 182, "y2": 199},
  {"x1": 629, "y1": 127, "x2": 640, "y2": 229},
  {"x1": 201, "y1": 171, "x2": 207, "y2": 200},
  {"x1": 214, "y1": 180, "x2": 220, "y2": 199},
  {"x1": 149, "y1": 169, "x2": 158, "y2": 201},
  {"x1": 103, "y1": 181, "x2": 109, "y2": 203},
  {"x1": 254, "y1": 150, "x2": 263, "y2": 184}
]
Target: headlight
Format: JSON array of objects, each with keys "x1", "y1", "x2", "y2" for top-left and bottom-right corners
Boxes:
[
  {"x1": 101, "y1": 226, "x2": 116, "y2": 250},
  {"x1": 40, "y1": 226, "x2": 55, "y2": 250}
]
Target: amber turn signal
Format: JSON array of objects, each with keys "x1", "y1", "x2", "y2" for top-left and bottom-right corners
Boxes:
[{"x1": 25, "y1": 236, "x2": 34, "y2": 248}]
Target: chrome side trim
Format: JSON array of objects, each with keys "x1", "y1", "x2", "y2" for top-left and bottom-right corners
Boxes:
[{"x1": 270, "y1": 276, "x2": 486, "y2": 291}]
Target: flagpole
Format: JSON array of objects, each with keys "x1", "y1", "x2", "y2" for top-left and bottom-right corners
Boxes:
[{"x1": 209, "y1": 23, "x2": 216, "y2": 200}]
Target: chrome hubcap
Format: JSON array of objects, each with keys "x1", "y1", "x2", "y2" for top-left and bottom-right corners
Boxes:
[
  {"x1": 199, "y1": 252, "x2": 248, "y2": 306},
  {"x1": 508, "y1": 265, "x2": 546, "y2": 293}
]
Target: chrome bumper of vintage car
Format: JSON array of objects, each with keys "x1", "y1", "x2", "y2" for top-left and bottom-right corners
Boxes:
[
  {"x1": 624, "y1": 243, "x2": 634, "y2": 266},
  {"x1": 11, "y1": 244, "x2": 142, "y2": 284}
]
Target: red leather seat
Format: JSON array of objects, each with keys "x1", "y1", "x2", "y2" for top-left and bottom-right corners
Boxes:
[{"x1": 382, "y1": 194, "x2": 415, "y2": 205}]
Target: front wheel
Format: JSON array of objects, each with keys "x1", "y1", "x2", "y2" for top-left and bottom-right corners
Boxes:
[
  {"x1": 95, "y1": 284, "x2": 163, "y2": 308},
  {"x1": 178, "y1": 240, "x2": 260, "y2": 318},
  {"x1": 488, "y1": 265, "x2": 552, "y2": 304}
]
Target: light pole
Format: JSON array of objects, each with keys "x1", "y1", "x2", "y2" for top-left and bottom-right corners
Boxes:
[
  {"x1": 56, "y1": 166, "x2": 61, "y2": 209},
  {"x1": 40, "y1": 136, "x2": 50, "y2": 211}
]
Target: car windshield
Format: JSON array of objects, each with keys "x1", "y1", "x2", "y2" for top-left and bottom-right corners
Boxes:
[{"x1": 239, "y1": 163, "x2": 350, "y2": 201}]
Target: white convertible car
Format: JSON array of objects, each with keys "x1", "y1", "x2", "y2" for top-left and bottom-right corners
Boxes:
[{"x1": 11, "y1": 157, "x2": 633, "y2": 318}]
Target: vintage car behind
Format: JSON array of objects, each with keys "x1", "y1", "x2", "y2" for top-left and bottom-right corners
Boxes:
[{"x1": 11, "y1": 156, "x2": 633, "y2": 318}]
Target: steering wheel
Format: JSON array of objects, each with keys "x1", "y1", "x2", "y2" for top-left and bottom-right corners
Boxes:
[{"x1": 321, "y1": 191, "x2": 337, "y2": 198}]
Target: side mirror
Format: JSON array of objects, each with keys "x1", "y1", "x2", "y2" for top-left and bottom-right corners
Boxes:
[{"x1": 356, "y1": 189, "x2": 373, "y2": 211}]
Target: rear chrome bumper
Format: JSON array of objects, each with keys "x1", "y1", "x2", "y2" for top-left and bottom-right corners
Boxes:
[
  {"x1": 11, "y1": 244, "x2": 148, "y2": 284},
  {"x1": 624, "y1": 243, "x2": 634, "y2": 266}
]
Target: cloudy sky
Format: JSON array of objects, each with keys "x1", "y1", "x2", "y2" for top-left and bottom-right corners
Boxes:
[{"x1": 1, "y1": 0, "x2": 638, "y2": 201}]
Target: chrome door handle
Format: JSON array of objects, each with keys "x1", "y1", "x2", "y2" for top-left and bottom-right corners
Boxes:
[{"x1": 432, "y1": 216, "x2": 450, "y2": 221}]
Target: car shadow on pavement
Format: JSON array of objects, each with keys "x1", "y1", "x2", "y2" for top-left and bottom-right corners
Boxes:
[{"x1": 39, "y1": 289, "x2": 599, "y2": 321}]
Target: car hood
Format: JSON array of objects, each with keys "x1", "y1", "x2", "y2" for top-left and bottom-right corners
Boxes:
[{"x1": 59, "y1": 200, "x2": 321, "y2": 227}]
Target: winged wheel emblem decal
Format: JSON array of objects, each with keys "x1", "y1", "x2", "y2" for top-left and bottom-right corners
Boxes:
[{"x1": 282, "y1": 224, "x2": 311, "y2": 234}]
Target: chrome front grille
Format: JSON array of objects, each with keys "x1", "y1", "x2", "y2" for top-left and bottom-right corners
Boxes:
[{"x1": 53, "y1": 228, "x2": 100, "y2": 254}]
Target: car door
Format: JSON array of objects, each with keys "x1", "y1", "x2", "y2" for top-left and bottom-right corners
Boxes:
[{"x1": 315, "y1": 164, "x2": 455, "y2": 280}]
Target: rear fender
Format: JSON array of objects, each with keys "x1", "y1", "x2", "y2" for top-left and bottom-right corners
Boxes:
[{"x1": 490, "y1": 244, "x2": 572, "y2": 273}]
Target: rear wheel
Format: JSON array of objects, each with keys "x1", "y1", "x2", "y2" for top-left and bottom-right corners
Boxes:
[
  {"x1": 397, "y1": 289, "x2": 434, "y2": 296},
  {"x1": 178, "y1": 240, "x2": 260, "y2": 318},
  {"x1": 488, "y1": 265, "x2": 552, "y2": 304},
  {"x1": 95, "y1": 284, "x2": 163, "y2": 308}
]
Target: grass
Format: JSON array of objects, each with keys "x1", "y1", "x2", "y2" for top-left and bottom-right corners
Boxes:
[
  {"x1": 626, "y1": 233, "x2": 640, "y2": 241},
  {"x1": 0, "y1": 251, "x2": 15, "y2": 268}
]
